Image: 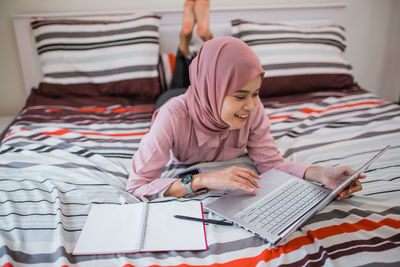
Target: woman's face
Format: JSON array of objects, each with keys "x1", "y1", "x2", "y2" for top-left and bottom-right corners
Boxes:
[{"x1": 220, "y1": 75, "x2": 262, "y2": 129}]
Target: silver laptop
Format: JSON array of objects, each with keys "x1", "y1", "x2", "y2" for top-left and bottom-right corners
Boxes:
[{"x1": 205, "y1": 145, "x2": 390, "y2": 247}]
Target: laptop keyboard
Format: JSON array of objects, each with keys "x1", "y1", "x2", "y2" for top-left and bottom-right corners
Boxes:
[{"x1": 237, "y1": 180, "x2": 326, "y2": 235}]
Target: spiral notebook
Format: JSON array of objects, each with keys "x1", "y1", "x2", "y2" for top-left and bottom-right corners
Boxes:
[{"x1": 73, "y1": 201, "x2": 208, "y2": 255}]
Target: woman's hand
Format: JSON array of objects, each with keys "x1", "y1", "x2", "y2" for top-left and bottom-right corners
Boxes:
[
  {"x1": 304, "y1": 165, "x2": 366, "y2": 200},
  {"x1": 192, "y1": 166, "x2": 261, "y2": 194}
]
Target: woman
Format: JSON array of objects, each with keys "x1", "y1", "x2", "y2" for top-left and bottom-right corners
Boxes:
[{"x1": 126, "y1": 37, "x2": 365, "y2": 201}]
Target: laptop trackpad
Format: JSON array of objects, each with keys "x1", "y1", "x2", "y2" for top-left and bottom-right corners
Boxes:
[{"x1": 207, "y1": 169, "x2": 297, "y2": 218}]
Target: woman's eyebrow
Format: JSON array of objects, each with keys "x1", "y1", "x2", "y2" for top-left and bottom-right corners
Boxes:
[
  {"x1": 234, "y1": 90, "x2": 249, "y2": 94},
  {"x1": 234, "y1": 88, "x2": 261, "y2": 94}
]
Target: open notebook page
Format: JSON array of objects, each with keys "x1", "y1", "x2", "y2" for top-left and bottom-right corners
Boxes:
[
  {"x1": 141, "y1": 201, "x2": 207, "y2": 251},
  {"x1": 73, "y1": 203, "x2": 144, "y2": 254}
]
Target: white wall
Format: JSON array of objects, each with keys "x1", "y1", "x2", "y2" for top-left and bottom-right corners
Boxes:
[
  {"x1": 0, "y1": 0, "x2": 399, "y2": 116},
  {"x1": 345, "y1": 0, "x2": 400, "y2": 102}
]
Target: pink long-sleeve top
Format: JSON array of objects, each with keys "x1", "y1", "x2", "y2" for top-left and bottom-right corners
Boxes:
[{"x1": 126, "y1": 94, "x2": 309, "y2": 201}]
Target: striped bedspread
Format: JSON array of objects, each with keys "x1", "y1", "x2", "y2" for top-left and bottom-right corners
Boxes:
[{"x1": 1, "y1": 86, "x2": 399, "y2": 266}]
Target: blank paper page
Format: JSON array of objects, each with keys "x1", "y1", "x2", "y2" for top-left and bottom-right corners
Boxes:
[
  {"x1": 142, "y1": 201, "x2": 207, "y2": 252},
  {"x1": 73, "y1": 203, "x2": 143, "y2": 255}
]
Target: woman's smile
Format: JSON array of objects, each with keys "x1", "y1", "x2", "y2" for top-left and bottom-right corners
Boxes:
[
  {"x1": 234, "y1": 113, "x2": 249, "y2": 121},
  {"x1": 220, "y1": 74, "x2": 262, "y2": 129}
]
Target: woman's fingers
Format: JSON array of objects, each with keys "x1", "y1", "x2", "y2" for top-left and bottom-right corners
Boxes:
[
  {"x1": 336, "y1": 193, "x2": 344, "y2": 200},
  {"x1": 234, "y1": 166, "x2": 262, "y2": 179},
  {"x1": 358, "y1": 173, "x2": 367, "y2": 179},
  {"x1": 340, "y1": 165, "x2": 367, "y2": 180},
  {"x1": 336, "y1": 179, "x2": 363, "y2": 200},
  {"x1": 349, "y1": 179, "x2": 362, "y2": 193},
  {"x1": 223, "y1": 167, "x2": 261, "y2": 193},
  {"x1": 202, "y1": 166, "x2": 260, "y2": 193},
  {"x1": 330, "y1": 166, "x2": 366, "y2": 200},
  {"x1": 234, "y1": 168, "x2": 261, "y2": 188},
  {"x1": 231, "y1": 180, "x2": 257, "y2": 194}
]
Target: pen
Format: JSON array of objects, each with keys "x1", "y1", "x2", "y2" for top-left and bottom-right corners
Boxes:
[{"x1": 174, "y1": 215, "x2": 233, "y2": 226}]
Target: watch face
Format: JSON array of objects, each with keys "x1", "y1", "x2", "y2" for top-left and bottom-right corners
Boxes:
[{"x1": 181, "y1": 174, "x2": 192, "y2": 184}]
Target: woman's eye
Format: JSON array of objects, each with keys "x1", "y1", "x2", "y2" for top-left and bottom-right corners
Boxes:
[{"x1": 235, "y1": 96, "x2": 246, "y2": 100}]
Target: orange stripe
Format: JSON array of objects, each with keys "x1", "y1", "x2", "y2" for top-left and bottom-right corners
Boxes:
[
  {"x1": 268, "y1": 100, "x2": 386, "y2": 121},
  {"x1": 3, "y1": 129, "x2": 30, "y2": 140},
  {"x1": 4, "y1": 132, "x2": 16, "y2": 139},
  {"x1": 75, "y1": 107, "x2": 107, "y2": 112},
  {"x1": 300, "y1": 100, "x2": 386, "y2": 114},
  {"x1": 41, "y1": 128, "x2": 148, "y2": 137},
  {"x1": 269, "y1": 115, "x2": 292, "y2": 120},
  {"x1": 42, "y1": 129, "x2": 70, "y2": 136},
  {"x1": 45, "y1": 106, "x2": 154, "y2": 113},
  {"x1": 168, "y1": 53, "x2": 176, "y2": 73},
  {"x1": 3, "y1": 127, "x2": 149, "y2": 139},
  {"x1": 45, "y1": 108, "x2": 61, "y2": 112},
  {"x1": 149, "y1": 217, "x2": 400, "y2": 267},
  {"x1": 112, "y1": 106, "x2": 154, "y2": 113},
  {"x1": 79, "y1": 131, "x2": 149, "y2": 137}
]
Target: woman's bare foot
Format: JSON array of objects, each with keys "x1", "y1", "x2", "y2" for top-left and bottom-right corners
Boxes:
[
  {"x1": 194, "y1": 0, "x2": 213, "y2": 41},
  {"x1": 180, "y1": 0, "x2": 195, "y2": 57},
  {"x1": 182, "y1": 0, "x2": 195, "y2": 36}
]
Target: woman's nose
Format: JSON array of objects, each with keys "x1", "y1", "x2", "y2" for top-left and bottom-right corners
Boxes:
[{"x1": 244, "y1": 97, "x2": 256, "y2": 111}]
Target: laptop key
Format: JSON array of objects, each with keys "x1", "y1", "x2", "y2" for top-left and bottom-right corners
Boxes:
[{"x1": 244, "y1": 212, "x2": 259, "y2": 223}]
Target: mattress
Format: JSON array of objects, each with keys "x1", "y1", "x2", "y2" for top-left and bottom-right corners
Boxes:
[{"x1": 1, "y1": 86, "x2": 399, "y2": 266}]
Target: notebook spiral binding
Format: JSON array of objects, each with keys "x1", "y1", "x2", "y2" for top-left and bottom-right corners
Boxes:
[{"x1": 138, "y1": 202, "x2": 149, "y2": 251}]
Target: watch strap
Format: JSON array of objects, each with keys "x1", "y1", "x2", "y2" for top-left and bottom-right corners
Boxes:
[{"x1": 181, "y1": 174, "x2": 194, "y2": 195}]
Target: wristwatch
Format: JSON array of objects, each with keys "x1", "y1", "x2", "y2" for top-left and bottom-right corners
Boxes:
[{"x1": 181, "y1": 173, "x2": 195, "y2": 195}]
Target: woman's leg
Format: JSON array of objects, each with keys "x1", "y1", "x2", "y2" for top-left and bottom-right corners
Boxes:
[
  {"x1": 170, "y1": 49, "x2": 193, "y2": 89},
  {"x1": 194, "y1": 0, "x2": 213, "y2": 41},
  {"x1": 154, "y1": 88, "x2": 187, "y2": 110},
  {"x1": 180, "y1": 0, "x2": 195, "y2": 57},
  {"x1": 169, "y1": 0, "x2": 213, "y2": 90},
  {"x1": 170, "y1": 0, "x2": 196, "y2": 89}
]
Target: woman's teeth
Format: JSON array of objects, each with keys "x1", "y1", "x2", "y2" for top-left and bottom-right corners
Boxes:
[{"x1": 235, "y1": 114, "x2": 247, "y2": 119}]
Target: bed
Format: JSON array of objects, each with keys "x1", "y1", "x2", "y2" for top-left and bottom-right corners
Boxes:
[{"x1": 1, "y1": 3, "x2": 399, "y2": 266}]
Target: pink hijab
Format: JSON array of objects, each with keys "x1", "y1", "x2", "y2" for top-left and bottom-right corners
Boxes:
[{"x1": 185, "y1": 36, "x2": 264, "y2": 144}]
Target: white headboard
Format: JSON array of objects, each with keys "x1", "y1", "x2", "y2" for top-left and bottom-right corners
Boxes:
[{"x1": 12, "y1": 3, "x2": 346, "y2": 95}]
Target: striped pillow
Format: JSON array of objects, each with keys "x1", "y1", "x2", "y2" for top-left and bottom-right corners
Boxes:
[
  {"x1": 31, "y1": 13, "x2": 161, "y2": 98},
  {"x1": 231, "y1": 20, "x2": 354, "y2": 97}
]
